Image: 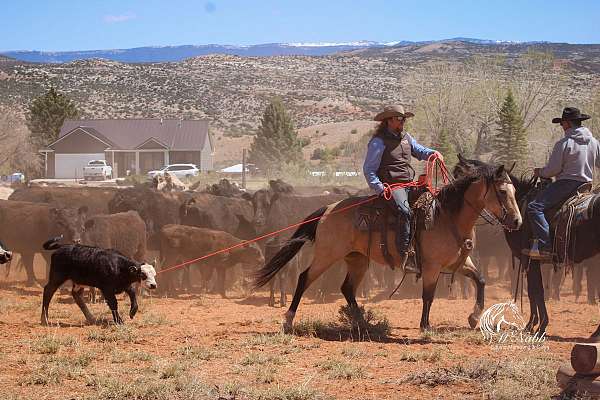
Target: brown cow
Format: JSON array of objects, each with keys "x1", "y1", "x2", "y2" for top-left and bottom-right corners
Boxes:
[
  {"x1": 250, "y1": 180, "x2": 349, "y2": 305},
  {"x1": 0, "y1": 200, "x2": 87, "y2": 285},
  {"x1": 9, "y1": 186, "x2": 119, "y2": 216},
  {"x1": 82, "y1": 211, "x2": 147, "y2": 261},
  {"x1": 179, "y1": 193, "x2": 256, "y2": 239},
  {"x1": 159, "y1": 224, "x2": 264, "y2": 297},
  {"x1": 108, "y1": 186, "x2": 188, "y2": 248}
]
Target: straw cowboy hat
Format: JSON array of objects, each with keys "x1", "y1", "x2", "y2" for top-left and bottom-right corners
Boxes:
[
  {"x1": 552, "y1": 107, "x2": 591, "y2": 124},
  {"x1": 373, "y1": 104, "x2": 415, "y2": 122}
]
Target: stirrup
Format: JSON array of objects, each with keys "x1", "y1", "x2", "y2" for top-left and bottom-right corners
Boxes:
[{"x1": 522, "y1": 240, "x2": 553, "y2": 261}]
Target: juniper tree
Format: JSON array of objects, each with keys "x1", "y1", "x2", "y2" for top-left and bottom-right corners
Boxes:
[
  {"x1": 249, "y1": 98, "x2": 303, "y2": 173},
  {"x1": 26, "y1": 87, "x2": 79, "y2": 146},
  {"x1": 494, "y1": 90, "x2": 528, "y2": 169}
]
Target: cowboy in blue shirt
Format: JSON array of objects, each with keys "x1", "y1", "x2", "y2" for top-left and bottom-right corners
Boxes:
[{"x1": 363, "y1": 105, "x2": 442, "y2": 273}]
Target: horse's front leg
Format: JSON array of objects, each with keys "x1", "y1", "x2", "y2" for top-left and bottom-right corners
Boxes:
[
  {"x1": 420, "y1": 262, "x2": 440, "y2": 331},
  {"x1": 456, "y1": 256, "x2": 485, "y2": 329}
]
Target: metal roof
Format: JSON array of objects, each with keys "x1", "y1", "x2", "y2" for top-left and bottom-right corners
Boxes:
[{"x1": 56, "y1": 119, "x2": 210, "y2": 150}]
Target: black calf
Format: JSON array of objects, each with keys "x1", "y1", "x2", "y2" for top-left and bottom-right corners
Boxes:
[{"x1": 40, "y1": 237, "x2": 157, "y2": 325}]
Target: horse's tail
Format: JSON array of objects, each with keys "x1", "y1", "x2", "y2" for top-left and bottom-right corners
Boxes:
[{"x1": 254, "y1": 207, "x2": 327, "y2": 289}]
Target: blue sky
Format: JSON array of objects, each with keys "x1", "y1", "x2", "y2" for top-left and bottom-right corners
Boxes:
[{"x1": 2, "y1": 0, "x2": 600, "y2": 51}]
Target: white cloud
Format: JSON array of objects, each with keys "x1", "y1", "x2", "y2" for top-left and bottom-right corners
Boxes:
[{"x1": 103, "y1": 13, "x2": 136, "y2": 24}]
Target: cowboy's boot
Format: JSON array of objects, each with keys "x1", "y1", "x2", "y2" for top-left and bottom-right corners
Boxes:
[
  {"x1": 521, "y1": 239, "x2": 553, "y2": 262},
  {"x1": 395, "y1": 216, "x2": 418, "y2": 274}
]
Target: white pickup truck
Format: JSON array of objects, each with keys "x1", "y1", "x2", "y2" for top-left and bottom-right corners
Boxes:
[{"x1": 83, "y1": 160, "x2": 113, "y2": 180}]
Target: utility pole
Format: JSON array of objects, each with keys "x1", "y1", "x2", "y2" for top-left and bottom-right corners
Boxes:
[{"x1": 241, "y1": 148, "x2": 247, "y2": 189}]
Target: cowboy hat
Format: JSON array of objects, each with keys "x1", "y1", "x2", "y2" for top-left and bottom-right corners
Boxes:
[
  {"x1": 374, "y1": 105, "x2": 415, "y2": 122},
  {"x1": 552, "y1": 107, "x2": 591, "y2": 124}
]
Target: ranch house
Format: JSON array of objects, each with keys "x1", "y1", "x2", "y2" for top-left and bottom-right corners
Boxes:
[{"x1": 40, "y1": 119, "x2": 214, "y2": 179}]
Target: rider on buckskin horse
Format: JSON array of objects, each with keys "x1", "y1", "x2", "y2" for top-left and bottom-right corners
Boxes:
[
  {"x1": 524, "y1": 107, "x2": 600, "y2": 260},
  {"x1": 363, "y1": 105, "x2": 443, "y2": 273}
]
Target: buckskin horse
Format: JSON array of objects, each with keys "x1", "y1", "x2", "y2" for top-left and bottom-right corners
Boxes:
[
  {"x1": 254, "y1": 164, "x2": 522, "y2": 332},
  {"x1": 454, "y1": 155, "x2": 600, "y2": 337}
]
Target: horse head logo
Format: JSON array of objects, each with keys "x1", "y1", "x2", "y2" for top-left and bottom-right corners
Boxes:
[{"x1": 479, "y1": 302, "x2": 526, "y2": 341}]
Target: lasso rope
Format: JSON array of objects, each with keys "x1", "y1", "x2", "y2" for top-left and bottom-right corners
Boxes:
[{"x1": 158, "y1": 153, "x2": 451, "y2": 276}]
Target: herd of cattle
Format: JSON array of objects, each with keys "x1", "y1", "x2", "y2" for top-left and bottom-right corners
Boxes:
[{"x1": 0, "y1": 178, "x2": 598, "y2": 322}]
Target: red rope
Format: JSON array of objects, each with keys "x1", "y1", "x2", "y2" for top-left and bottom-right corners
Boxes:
[
  {"x1": 157, "y1": 196, "x2": 377, "y2": 275},
  {"x1": 383, "y1": 153, "x2": 450, "y2": 200},
  {"x1": 157, "y1": 153, "x2": 451, "y2": 276}
]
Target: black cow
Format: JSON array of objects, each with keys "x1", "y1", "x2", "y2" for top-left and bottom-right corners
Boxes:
[{"x1": 40, "y1": 237, "x2": 157, "y2": 325}]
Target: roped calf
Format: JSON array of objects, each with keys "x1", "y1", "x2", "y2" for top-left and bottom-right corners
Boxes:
[{"x1": 41, "y1": 237, "x2": 157, "y2": 325}]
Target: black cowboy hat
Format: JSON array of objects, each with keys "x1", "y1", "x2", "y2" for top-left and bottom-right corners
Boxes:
[{"x1": 552, "y1": 107, "x2": 591, "y2": 124}]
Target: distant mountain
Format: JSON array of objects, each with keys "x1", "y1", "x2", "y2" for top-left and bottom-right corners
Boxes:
[
  {"x1": 0, "y1": 38, "x2": 556, "y2": 63},
  {"x1": 1, "y1": 42, "x2": 390, "y2": 63},
  {"x1": 340, "y1": 40, "x2": 600, "y2": 73}
]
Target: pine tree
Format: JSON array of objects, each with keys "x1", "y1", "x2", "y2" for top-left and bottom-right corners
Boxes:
[
  {"x1": 495, "y1": 90, "x2": 528, "y2": 168},
  {"x1": 249, "y1": 98, "x2": 303, "y2": 172},
  {"x1": 434, "y1": 128, "x2": 457, "y2": 166},
  {"x1": 26, "y1": 87, "x2": 79, "y2": 146}
]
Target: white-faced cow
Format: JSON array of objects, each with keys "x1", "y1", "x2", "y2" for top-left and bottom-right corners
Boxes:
[{"x1": 41, "y1": 237, "x2": 157, "y2": 325}]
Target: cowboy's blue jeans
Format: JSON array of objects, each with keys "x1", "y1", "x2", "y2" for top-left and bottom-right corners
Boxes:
[
  {"x1": 526, "y1": 179, "x2": 582, "y2": 251},
  {"x1": 391, "y1": 187, "x2": 411, "y2": 253}
]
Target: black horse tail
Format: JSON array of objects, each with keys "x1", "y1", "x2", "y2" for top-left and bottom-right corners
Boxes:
[
  {"x1": 254, "y1": 207, "x2": 327, "y2": 289},
  {"x1": 42, "y1": 236, "x2": 64, "y2": 251}
]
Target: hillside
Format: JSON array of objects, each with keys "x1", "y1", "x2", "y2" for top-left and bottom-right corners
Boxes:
[
  {"x1": 349, "y1": 40, "x2": 600, "y2": 74},
  {"x1": 1, "y1": 40, "x2": 599, "y2": 167}
]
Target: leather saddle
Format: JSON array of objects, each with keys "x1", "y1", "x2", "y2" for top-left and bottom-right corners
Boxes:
[
  {"x1": 551, "y1": 182, "x2": 599, "y2": 264},
  {"x1": 353, "y1": 187, "x2": 436, "y2": 270}
]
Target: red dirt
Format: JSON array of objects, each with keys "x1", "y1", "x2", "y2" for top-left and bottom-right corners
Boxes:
[{"x1": 0, "y1": 267, "x2": 597, "y2": 399}]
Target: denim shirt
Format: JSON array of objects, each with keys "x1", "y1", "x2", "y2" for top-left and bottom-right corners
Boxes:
[{"x1": 362, "y1": 130, "x2": 435, "y2": 194}]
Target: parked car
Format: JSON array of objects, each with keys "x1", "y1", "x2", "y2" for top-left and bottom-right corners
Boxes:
[
  {"x1": 147, "y1": 164, "x2": 200, "y2": 180},
  {"x1": 83, "y1": 160, "x2": 113, "y2": 181},
  {"x1": 1, "y1": 172, "x2": 25, "y2": 183}
]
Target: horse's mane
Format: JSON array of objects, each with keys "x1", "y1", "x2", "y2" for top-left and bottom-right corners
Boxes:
[
  {"x1": 452, "y1": 156, "x2": 534, "y2": 200},
  {"x1": 437, "y1": 163, "x2": 498, "y2": 215}
]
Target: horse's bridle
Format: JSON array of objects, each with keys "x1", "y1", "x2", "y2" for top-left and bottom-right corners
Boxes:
[{"x1": 465, "y1": 176, "x2": 515, "y2": 231}]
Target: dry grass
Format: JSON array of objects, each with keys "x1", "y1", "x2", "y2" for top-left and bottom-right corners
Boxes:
[
  {"x1": 30, "y1": 333, "x2": 78, "y2": 354},
  {"x1": 86, "y1": 325, "x2": 137, "y2": 343},
  {"x1": 398, "y1": 348, "x2": 442, "y2": 363},
  {"x1": 316, "y1": 358, "x2": 366, "y2": 380},
  {"x1": 402, "y1": 354, "x2": 560, "y2": 399},
  {"x1": 293, "y1": 305, "x2": 391, "y2": 342}
]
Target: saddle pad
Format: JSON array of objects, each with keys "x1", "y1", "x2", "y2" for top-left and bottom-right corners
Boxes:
[{"x1": 353, "y1": 197, "x2": 395, "y2": 232}]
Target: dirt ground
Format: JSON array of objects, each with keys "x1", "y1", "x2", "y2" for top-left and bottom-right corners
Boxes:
[{"x1": 0, "y1": 263, "x2": 598, "y2": 400}]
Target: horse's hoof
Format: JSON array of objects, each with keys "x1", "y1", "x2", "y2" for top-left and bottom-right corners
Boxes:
[
  {"x1": 282, "y1": 322, "x2": 293, "y2": 334},
  {"x1": 468, "y1": 314, "x2": 479, "y2": 329}
]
